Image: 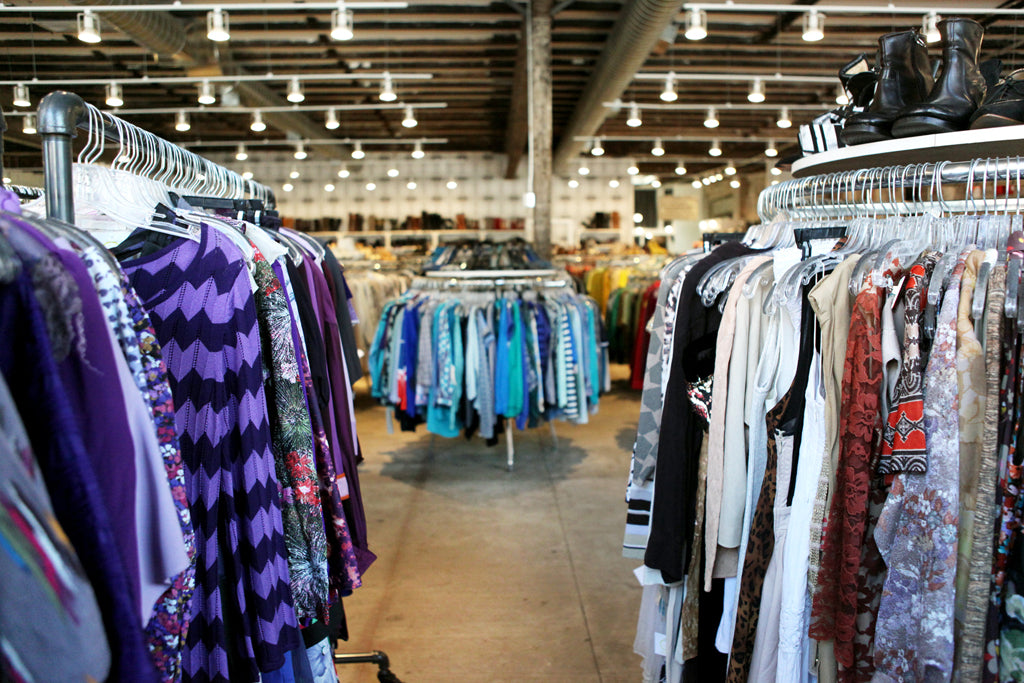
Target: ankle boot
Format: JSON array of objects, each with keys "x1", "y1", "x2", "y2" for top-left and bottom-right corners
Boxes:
[
  {"x1": 893, "y1": 18, "x2": 986, "y2": 137},
  {"x1": 842, "y1": 30, "x2": 933, "y2": 145}
]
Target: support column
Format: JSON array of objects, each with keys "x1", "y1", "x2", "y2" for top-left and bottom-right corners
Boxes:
[{"x1": 530, "y1": 0, "x2": 553, "y2": 261}]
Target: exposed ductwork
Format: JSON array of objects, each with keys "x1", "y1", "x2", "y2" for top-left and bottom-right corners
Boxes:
[
  {"x1": 551, "y1": 0, "x2": 685, "y2": 171},
  {"x1": 62, "y1": 0, "x2": 345, "y2": 160}
]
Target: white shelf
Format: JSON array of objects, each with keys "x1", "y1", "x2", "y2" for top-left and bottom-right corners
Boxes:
[{"x1": 792, "y1": 125, "x2": 1024, "y2": 177}]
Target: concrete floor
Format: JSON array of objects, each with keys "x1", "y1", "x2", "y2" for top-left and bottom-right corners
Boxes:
[{"x1": 336, "y1": 367, "x2": 644, "y2": 683}]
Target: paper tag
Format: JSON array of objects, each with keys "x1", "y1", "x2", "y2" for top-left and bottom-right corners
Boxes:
[{"x1": 654, "y1": 632, "x2": 668, "y2": 657}]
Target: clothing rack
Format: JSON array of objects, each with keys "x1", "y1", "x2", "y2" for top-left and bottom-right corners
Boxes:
[
  {"x1": 37, "y1": 90, "x2": 275, "y2": 223},
  {"x1": 759, "y1": 156, "x2": 1024, "y2": 222}
]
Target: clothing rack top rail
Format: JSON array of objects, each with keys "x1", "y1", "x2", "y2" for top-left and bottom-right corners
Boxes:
[
  {"x1": 37, "y1": 90, "x2": 275, "y2": 224},
  {"x1": 759, "y1": 156, "x2": 1024, "y2": 223}
]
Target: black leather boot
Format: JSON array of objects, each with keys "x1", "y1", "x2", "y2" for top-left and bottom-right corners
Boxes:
[
  {"x1": 841, "y1": 30, "x2": 932, "y2": 145},
  {"x1": 892, "y1": 18, "x2": 986, "y2": 137}
]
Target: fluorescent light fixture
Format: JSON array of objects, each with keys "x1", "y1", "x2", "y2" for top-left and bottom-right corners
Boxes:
[
  {"x1": 287, "y1": 77, "x2": 305, "y2": 103},
  {"x1": 446, "y1": 179, "x2": 458, "y2": 189},
  {"x1": 387, "y1": 167, "x2": 400, "y2": 178},
  {"x1": 105, "y1": 81, "x2": 123, "y2": 107},
  {"x1": 12, "y1": 84, "x2": 29, "y2": 108},
  {"x1": 651, "y1": 138, "x2": 665, "y2": 157},
  {"x1": 331, "y1": 3, "x2": 355, "y2": 41},
  {"x1": 609, "y1": 179, "x2": 620, "y2": 188},
  {"x1": 351, "y1": 141, "x2": 365, "y2": 159},
  {"x1": 578, "y1": 163, "x2": 591, "y2": 176},
  {"x1": 704, "y1": 106, "x2": 719, "y2": 128},
  {"x1": 22, "y1": 114, "x2": 36, "y2": 135},
  {"x1": 77, "y1": 9, "x2": 101, "y2": 43},
  {"x1": 289, "y1": 168, "x2": 301, "y2": 179},
  {"x1": 175, "y1": 110, "x2": 191, "y2": 132},
  {"x1": 401, "y1": 105, "x2": 417, "y2": 128},
  {"x1": 802, "y1": 10, "x2": 824, "y2": 42},
  {"x1": 282, "y1": 182, "x2": 294, "y2": 192},
  {"x1": 591, "y1": 137, "x2": 605, "y2": 156},
  {"x1": 660, "y1": 72, "x2": 678, "y2": 102},
  {"x1": 325, "y1": 107, "x2": 340, "y2": 129},
  {"x1": 324, "y1": 183, "x2": 336, "y2": 192},
  {"x1": 835, "y1": 85, "x2": 850, "y2": 105},
  {"x1": 293, "y1": 142, "x2": 307, "y2": 160},
  {"x1": 747, "y1": 77, "x2": 765, "y2": 103},
  {"x1": 675, "y1": 162, "x2": 687, "y2": 175},
  {"x1": 776, "y1": 106, "x2": 792, "y2": 128},
  {"x1": 411, "y1": 141, "x2": 425, "y2": 159},
  {"x1": 337, "y1": 165, "x2": 350, "y2": 178},
  {"x1": 198, "y1": 80, "x2": 216, "y2": 105},
  {"x1": 568, "y1": 179, "x2": 579, "y2": 188},
  {"x1": 627, "y1": 164, "x2": 640, "y2": 176},
  {"x1": 709, "y1": 139, "x2": 722, "y2": 157},
  {"x1": 366, "y1": 182, "x2": 377, "y2": 191},
  {"x1": 379, "y1": 73, "x2": 397, "y2": 102},
  {"x1": 765, "y1": 139, "x2": 778, "y2": 157},
  {"x1": 684, "y1": 7, "x2": 707, "y2": 40},
  {"x1": 206, "y1": 8, "x2": 230, "y2": 42},
  {"x1": 407, "y1": 180, "x2": 417, "y2": 189},
  {"x1": 235, "y1": 144, "x2": 248, "y2": 161},
  {"x1": 250, "y1": 110, "x2": 266, "y2": 132},
  {"x1": 626, "y1": 101, "x2": 642, "y2": 127},
  {"x1": 923, "y1": 12, "x2": 941, "y2": 43}
]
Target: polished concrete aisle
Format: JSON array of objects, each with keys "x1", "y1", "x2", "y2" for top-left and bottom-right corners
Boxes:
[{"x1": 336, "y1": 369, "x2": 644, "y2": 683}]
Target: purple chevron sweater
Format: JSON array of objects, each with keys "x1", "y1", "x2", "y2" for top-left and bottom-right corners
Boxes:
[{"x1": 122, "y1": 226, "x2": 300, "y2": 683}]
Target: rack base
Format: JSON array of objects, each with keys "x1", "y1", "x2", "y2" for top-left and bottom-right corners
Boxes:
[{"x1": 333, "y1": 650, "x2": 404, "y2": 683}]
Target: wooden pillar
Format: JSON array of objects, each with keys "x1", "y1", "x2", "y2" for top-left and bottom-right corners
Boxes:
[{"x1": 530, "y1": 0, "x2": 553, "y2": 260}]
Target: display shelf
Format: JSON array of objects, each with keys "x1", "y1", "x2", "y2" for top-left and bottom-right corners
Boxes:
[{"x1": 791, "y1": 125, "x2": 1024, "y2": 178}]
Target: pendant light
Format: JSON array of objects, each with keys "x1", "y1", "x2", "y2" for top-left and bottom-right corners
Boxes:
[
  {"x1": 692, "y1": 179, "x2": 702, "y2": 189},
  {"x1": 765, "y1": 139, "x2": 778, "y2": 157},
  {"x1": 293, "y1": 142, "x2": 307, "y2": 160},
  {"x1": 325, "y1": 182, "x2": 336, "y2": 192},
  {"x1": 338, "y1": 165, "x2": 350, "y2": 178},
  {"x1": 660, "y1": 73, "x2": 678, "y2": 102},
  {"x1": 708, "y1": 139, "x2": 722, "y2": 157},
  {"x1": 922, "y1": 13, "x2": 941, "y2": 44},
  {"x1": 703, "y1": 106, "x2": 719, "y2": 128},
  {"x1": 22, "y1": 115, "x2": 36, "y2": 135},
  {"x1": 175, "y1": 110, "x2": 191, "y2": 132},
  {"x1": 591, "y1": 137, "x2": 605, "y2": 156},
  {"x1": 242, "y1": 170, "x2": 254, "y2": 180},
  {"x1": 250, "y1": 111, "x2": 266, "y2": 132},
  {"x1": 105, "y1": 82, "x2": 123, "y2": 107},
  {"x1": 609, "y1": 179, "x2": 620, "y2": 188},
  {"x1": 12, "y1": 84, "x2": 30, "y2": 108},
  {"x1": 366, "y1": 182, "x2": 377, "y2": 191},
  {"x1": 351, "y1": 141, "x2": 365, "y2": 159},
  {"x1": 206, "y1": 8, "x2": 230, "y2": 42},
  {"x1": 578, "y1": 162, "x2": 591, "y2": 175},
  {"x1": 282, "y1": 183, "x2": 294, "y2": 192},
  {"x1": 730, "y1": 179, "x2": 740, "y2": 189},
  {"x1": 724, "y1": 163, "x2": 736, "y2": 176},
  {"x1": 411, "y1": 141, "x2": 425, "y2": 159},
  {"x1": 568, "y1": 179, "x2": 580, "y2": 189},
  {"x1": 651, "y1": 179, "x2": 661, "y2": 189},
  {"x1": 674, "y1": 162, "x2": 687, "y2": 175},
  {"x1": 626, "y1": 101, "x2": 642, "y2": 127},
  {"x1": 331, "y1": 2, "x2": 355, "y2": 41},
  {"x1": 379, "y1": 73, "x2": 397, "y2": 102},
  {"x1": 747, "y1": 78, "x2": 765, "y2": 103},
  {"x1": 197, "y1": 80, "x2": 216, "y2": 105},
  {"x1": 770, "y1": 166, "x2": 782, "y2": 176},
  {"x1": 406, "y1": 181, "x2": 417, "y2": 190},
  {"x1": 235, "y1": 144, "x2": 248, "y2": 161},
  {"x1": 289, "y1": 167, "x2": 301, "y2": 179},
  {"x1": 77, "y1": 9, "x2": 101, "y2": 43},
  {"x1": 287, "y1": 77, "x2": 305, "y2": 103},
  {"x1": 446, "y1": 179, "x2": 458, "y2": 190},
  {"x1": 387, "y1": 167, "x2": 400, "y2": 178},
  {"x1": 401, "y1": 105, "x2": 417, "y2": 128},
  {"x1": 651, "y1": 139, "x2": 665, "y2": 157},
  {"x1": 627, "y1": 164, "x2": 640, "y2": 176},
  {"x1": 776, "y1": 106, "x2": 792, "y2": 128},
  {"x1": 325, "y1": 107, "x2": 340, "y2": 130},
  {"x1": 684, "y1": 8, "x2": 707, "y2": 40},
  {"x1": 802, "y1": 10, "x2": 824, "y2": 42}
]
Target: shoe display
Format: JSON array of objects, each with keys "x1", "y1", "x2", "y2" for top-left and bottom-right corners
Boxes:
[
  {"x1": 841, "y1": 30, "x2": 933, "y2": 145},
  {"x1": 892, "y1": 18, "x2": 987, "y2": 137},
  {"x1": 970, "y1": 67, "x2": 1024, "y2": 128}
]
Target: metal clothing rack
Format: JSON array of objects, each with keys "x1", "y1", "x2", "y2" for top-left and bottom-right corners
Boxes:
[
  {"x1": 36, "y1": 90, "x2": 275, "y2": 223},
  {"x1": 759, "y1": 156, "x2": 1024, "y2": 222}
]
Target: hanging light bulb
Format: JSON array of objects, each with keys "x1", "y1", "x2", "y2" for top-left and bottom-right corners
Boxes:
[
  {"x1": 776, "y1": 106, "x2": 792, "y2": 128},
  {"x1": 730, "y1": 179, "x2": 741, "y2": 189},
  {"x1": 12, "y1": 84, "x2": 29, "y2": 108},
  {"x1": 770, "y1": 166, "x2": 782, "y2": 176},
  {"x1": 411, "y1": 141, "x2": 425, "y2": 159},
  {"x1": 235, "y1": 144, "x2": 248, "y2": 161},
  {"x1": 197, "y1": 80, "x2": 216, "y2": 105},
  {"x1": 684, "y1": 7, "x2": 707, "y2": 40},
  {"x1": 325, "y1": 107, "x2": 340, "y2": 130},
  {"x1": 289, "y1": 168, "x2": 301, "y2": 179},
  {"x1": 206, "y1": 8, "x2": 230, "y2": 42},
  {"x1": 765, "y1": 139, "x2": 778, "y2": 157},
  {"x1": 702, "y1": 177, "x2": 711, "y2": 185},
  {"x1": 282, "y1": 182, "x2": 294, "y2": 192},
  {"x1": 627, "y1": 164, "x2": 640, "y2": 176},
  {"x1": 568, "y1": 179, "x2": 580, "y2": 189},
  {"x1": 379, "y1": 73, "x2": 397, "y2": 102},
  {"x1": 105, "y1": 82, "x2": 123, "y2": 108},
  {"x1": 387, "y1": 167, "x2": 400, "y2": 178},
  {"x1": 802, "y1": 10, "x2": 825, "y2": 42},
  {"x1": 922, "y1": 12, "x2": 941, "y2": 44},
  {"x1": 407, "y1": 180, "x2": 417, "y2": 189},
  {"x1": 287, "y1": 77, "x2": 305, "y2": 103},
  {"x1": 351, "y1": 141, "x2": 365, "y2": 159},
  {"x1": 242, "y1": 170, "x2": 254, "y2": 180},
  {"x1": 293, "y1": 142, "x2": 307, "y2": 160},
  {"x1": 651, "y1": 138, "x2": 665, "y2": 157},
  {"x1": 715, "y1": 172, "x2": 724, "y2": 180},
  {"x1": 324, "y1": 182, "x2": 336, "y2": 192},
  {"x1": 609, "y1": 179, "x2": 620, "y2": 188},
  {"x1": 626, "y1": 101, "x2": 642, "y2": 128},
  {"x1": 402, "y1": 105, "x2": 417, "y2": 128},
  {"x1": 366, "y1": 182, "x2": 377, "y2": 191},
  {"x1": 250, "y1": 110, "x2": 266, "y2": 132},
  {"x1": 724, "y1": 163, "x2": 736, "y2": 175},
  {"x1": 674, "y1": 162, "x2": 687, "y2": 175},
  {"x1": 704, "y1": 106, "x2": 719, "y2": 129},
  {"x1": 660, "y1": 72, "x2": 678, "y2": 102},
  {"x1": 692, "y1": 179, "x2": 702, "y2": 189},
  {"x1": 578, "y1": 162, "x2": 591, "y2": 175},
  {"x1": 338, "y1": 165, "x2": 350, "y2": 178},
  {"x1": 591, "y1": 137, "x2": 605, "y2": 156},
  {"x1": 331, "y1": 2, "x2": 355, "y2": 41},
  {"x1": 748, "y1": 77, "x2": 765, "y2": 103},
  {"x1": 708, "y1": 139, "x2": 722, "y2": 157},
  {"x1": 77, "y1": 9, "x2": 102, "y2": 43},
  {"x1": 651, "y1": 179, "x2": 662, "y2": 189},
  {"x1": 835, "y1": 85, "x2": 850, "y2": 106},
  {"x1": 446, "y1": 179, "x2": 458, "y2": 190},
  {"x1": 22, "y1": 114, "x2": 36, "y2": 135},
  {"x1": 175, "y1": 110, "x2": 191, "y2": 132}
]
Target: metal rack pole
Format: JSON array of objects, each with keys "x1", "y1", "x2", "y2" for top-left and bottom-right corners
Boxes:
[{"x1": 37, "y1": 91, "x2": 87, "y2": 223}]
